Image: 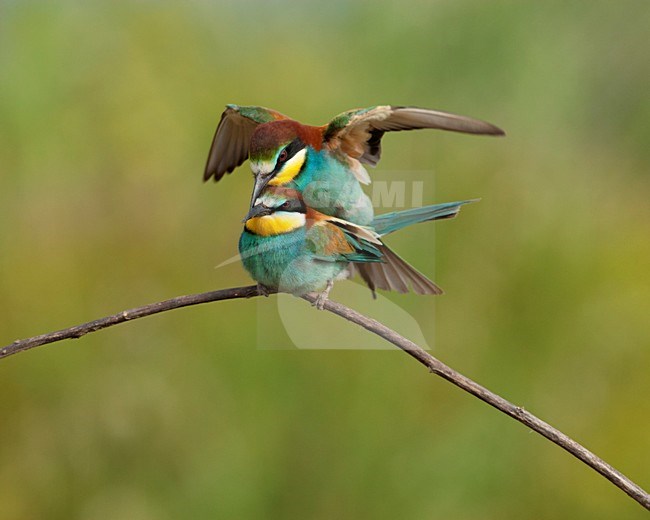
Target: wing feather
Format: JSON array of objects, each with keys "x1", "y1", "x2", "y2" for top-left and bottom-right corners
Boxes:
[
  {"x1": 355, "y1": 244, "x2": 443, "y2": 296},
  {"x1": 309, "y1": 221, "x2": 382, "y2": 263},
  {"x1": 204, "y1": 105, "x2": 290, "y2": 182},
  {"x1": 324, "y1": 105, "x2": 504, "y2": 166},
  {"x1": 322, "y1": 216, "x2": 382, "y2": 245},
  {"x1": 310, "y1": 211, "x2": 442, "y2": 294}
]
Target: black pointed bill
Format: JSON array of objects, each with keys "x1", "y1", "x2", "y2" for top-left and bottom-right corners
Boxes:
[{"x1": 243, "y1": 203, "x2": 272, "y2": 222}]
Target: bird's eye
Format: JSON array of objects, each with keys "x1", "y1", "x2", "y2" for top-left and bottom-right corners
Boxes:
[
  {"x1": 278, "y1": 149, "x2": 288, "y2": 163},
  {"x1": 279, "y1": 201, "x2": 291, "y2": 210}
]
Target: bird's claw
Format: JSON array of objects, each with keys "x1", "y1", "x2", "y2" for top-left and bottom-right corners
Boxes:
[
  {"x1": 312, "y1": 292, "x2": 328, "y2": 310},
  {"x1": 311, "y1": 279, "x2": 333, "y2": 310},
  {"x1": 257, "y1": 283, "x2": 271, "y2": 297}
]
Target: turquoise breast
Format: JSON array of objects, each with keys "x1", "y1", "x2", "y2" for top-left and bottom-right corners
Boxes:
[
  {"x1": 239, "y1": 227, "x2": 346, "y2": 294},
  {"x1": 290, "y1": 149, "x2": 374, "y2": 226}
]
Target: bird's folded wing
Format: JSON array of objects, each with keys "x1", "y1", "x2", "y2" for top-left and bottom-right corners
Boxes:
[
  {"x1": 204, "y1": 104, "x2": 290, "y2": 182},
  {"x1": 309, "y1": 213, "x2": 442, "y2": 294},
  {"x1": 309, "y1": 218, "x2": 383, "y2": 264}
]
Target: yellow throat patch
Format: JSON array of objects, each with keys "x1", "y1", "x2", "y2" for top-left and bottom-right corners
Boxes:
[
  {"x1": 268, "y1": 148, "x2": 307, "y2": 186},
  {"x1": 245, "y1": 212, "x2": 306, "y2": 236}
]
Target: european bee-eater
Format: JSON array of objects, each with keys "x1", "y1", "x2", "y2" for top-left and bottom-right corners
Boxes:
[
  {"x1": 204, "y1": 104, "x2": 502, "y2": 223},
  {"x1": 205, "y1": 104, "x2": 502, "y2": 295},
  {"x1": 239, "y1": 187, "x2": 474, "y2": 307}
]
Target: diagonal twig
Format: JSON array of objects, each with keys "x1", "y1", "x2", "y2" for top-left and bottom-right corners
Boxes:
[
  {"x1": 300, "y1": 293, "x2": 650, "y2": 510},
  {"x1": 0, "y1": 285, "x2": 263, "y2": 359},
  {"x1": 1, "y1": 285, "x2": 648, "y2": 510}
]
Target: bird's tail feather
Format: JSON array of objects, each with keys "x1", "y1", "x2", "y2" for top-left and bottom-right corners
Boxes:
[
  {"x1": 371, "y1": 199, "x2": 477, "y2": 236},
  {"x1": 352, "y1": 244, "x2": 442, "y2": 297}
]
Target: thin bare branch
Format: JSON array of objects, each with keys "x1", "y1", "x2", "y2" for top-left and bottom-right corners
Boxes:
[
  {"x1": 300, "y1": 293, "x2": 650, "y2": 510},
  {"x1": 0, "y1": 285, "x2": 265, "y2": 359},
  {"x1": 1, "y1": 286, "x2": 648, "y2": 510}
]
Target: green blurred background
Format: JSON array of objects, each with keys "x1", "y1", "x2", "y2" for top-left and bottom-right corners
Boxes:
[{"x1": 1, "y1": 1, "x2": 649, "y2": 518}]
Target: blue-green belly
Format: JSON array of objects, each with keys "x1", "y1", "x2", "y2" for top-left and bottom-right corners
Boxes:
[{"x1": 239, "y1": 229, "x2": 346, "y2": 295}]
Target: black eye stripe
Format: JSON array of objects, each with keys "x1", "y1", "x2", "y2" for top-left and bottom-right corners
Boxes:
[
  {"x1": 276, "y1": 198, "x2": 306, "y2": 213},
  {"x1": 274, "y1": 138, "x2": 305, "y2": 171}
]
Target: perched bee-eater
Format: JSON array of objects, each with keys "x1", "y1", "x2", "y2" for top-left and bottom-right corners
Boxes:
[
  {"x1": 239, "y1": 187, "x2": 474, "y2": 306},
  {"x1": 205, "y1": 104, "x2": 503, "y2": 295}
]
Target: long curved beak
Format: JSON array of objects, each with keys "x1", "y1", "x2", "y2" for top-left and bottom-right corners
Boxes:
[
  {"x1": 242, "y1": 203, "x2": 272, "y2": 223},
  {"x1": 249, "y1": 175, "x2": 271, "y2": 213}
]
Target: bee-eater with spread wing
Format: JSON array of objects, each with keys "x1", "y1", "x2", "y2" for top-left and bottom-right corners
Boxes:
[{"x1": 204, "y1": 104, "x2": 502, "y2": 223}]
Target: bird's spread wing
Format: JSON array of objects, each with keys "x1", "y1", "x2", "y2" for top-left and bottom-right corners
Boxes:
[
  {"x1": 323, "y1": 105, "x2": 505, "y2": 166},
  {"x1": 204, "y1": 104, "x2": 290, "y2": 182}
]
